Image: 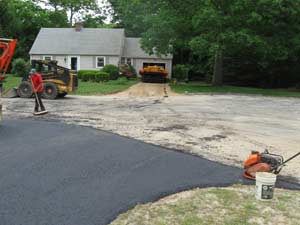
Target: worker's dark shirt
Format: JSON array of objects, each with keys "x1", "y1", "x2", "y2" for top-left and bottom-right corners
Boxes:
[{"x1": 30, "y1": 73, "x2": 44, "y2": 93}]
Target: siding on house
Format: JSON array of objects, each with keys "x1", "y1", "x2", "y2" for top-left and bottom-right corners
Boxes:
[
  {"x1": 80, "y1": 56, "x2": 93, "y2": 70},
  {"x1": 30, "y1": 55, "x2": 43, "y2": 60},
  {"x1": 30, "y1": 54, "x2": 121, "y2": 70},
  {"x1": 107, "y1": 56, "x2": 120, "y2": 66},
  {"x1": 55, "y1": 55, "x2": 68, "y2": 68}
]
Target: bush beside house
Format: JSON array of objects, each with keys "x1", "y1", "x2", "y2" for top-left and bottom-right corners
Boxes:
[
  {"x1": 78, "y1": 70, "x2": 109, "y2": 82},
  {"x1": 119, "y1": 64, "x2": 137, "y2": 79},
  {"x1": 101, "y1": 64, "x2": 119, "y2": 80}
]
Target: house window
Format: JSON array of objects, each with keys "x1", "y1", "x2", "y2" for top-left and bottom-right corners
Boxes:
[
  {"x1": 43, "y1": 56, "x2": 52, "y2": 61},
  {"x1": 96, "y1": 56, "x2": 105, "y2": 68},
  {"x1": 126, "y1": 58, "x2": 132, "y2": 65}
]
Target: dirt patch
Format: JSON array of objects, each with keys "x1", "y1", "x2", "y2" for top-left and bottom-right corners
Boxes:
[
  {"x1": 114, "y1": 83, "x2": 178, "y2": 97},
  {"x1": 110, "y1": 185, "x2": 300, "y2": 225}
]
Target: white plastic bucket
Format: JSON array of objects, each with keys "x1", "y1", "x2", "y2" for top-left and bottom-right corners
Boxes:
[{"x1": 255, "y1": 172, "x2": 277, "y2": 200}]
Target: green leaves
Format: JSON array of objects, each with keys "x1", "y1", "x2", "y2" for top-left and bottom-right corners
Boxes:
[{"x1": 1, "y1": 0, "x2": 68, "y2": 60}]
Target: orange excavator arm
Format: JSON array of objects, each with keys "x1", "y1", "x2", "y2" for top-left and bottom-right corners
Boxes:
[{"x1": 0, "y1": 38, "x2": 17, "y2": 82}]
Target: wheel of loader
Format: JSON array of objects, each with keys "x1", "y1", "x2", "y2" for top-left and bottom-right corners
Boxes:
[
  {"x1": 18, "y1": 81, "x2": 33, "y2": 98},
  {"x1": 42, "y1": 82, "x2": 58, "y2": 99}
]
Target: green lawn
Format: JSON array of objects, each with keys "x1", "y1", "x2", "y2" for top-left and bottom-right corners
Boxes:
[
  {"x1": 2, "y1": 75, "x2": 140, "y2": 95},
  {"x1": 2, "y1": 75, "x2": 22, "y2": 90},
  {"x1": 111, "y1": 185, "x2": 300, "y2": 225},
  {"x1": 171, "y1": 82, "x2": 300, "y2": 98},
  {"x1": 74, "y1": 78, "x2": 139, "y2": 95}
]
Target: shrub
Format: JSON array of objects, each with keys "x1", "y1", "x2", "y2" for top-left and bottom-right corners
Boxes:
[
  {"x1": 119, "y1": 64, "x2": 137, "y2": 79},
  {"x1": 81, "y1": 74, "x2": 89, "y2": 82},
  {"x1": 78, "y1": 70, "x2": 97, "y2": 82},
  {"x1": 87, "y1": 72, "x2": 96, "y2": 82},
  {"x1": 95, "y1": 72, "x2": 109, "y2": 82},
  {"x1": 101, "y1": 64, "x2": 119, "y2": 80},
  {"x1": 77, "y1": 70, "x2": 85, "y2": 79},
  {"x1": 11, "y1": 58, "x2": 30, "y2": 77},
  {"x1": 172, "y1": 64, "x2": 190, "y2": 81},
  {"x1": 78, "y1": 70, "x2": 109, "y2": 82}
]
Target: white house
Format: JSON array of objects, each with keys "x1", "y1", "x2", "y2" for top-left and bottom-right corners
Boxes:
[{"x1": 29, "y1": 24, "x2": 173, "y2": 77}]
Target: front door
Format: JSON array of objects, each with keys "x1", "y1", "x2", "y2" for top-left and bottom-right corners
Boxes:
[{"x1": 69, "y1": 56, "x2": 80, "y2": 70}]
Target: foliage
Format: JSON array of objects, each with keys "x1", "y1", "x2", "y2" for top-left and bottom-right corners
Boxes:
[
  {"x1": 34, "y1": 0, "x2": 98, "y2": 24},
  {"x1": 108, "y1": 0, "x2": 150, "y2": 37},
  {"x1": 11, "y1": 58, "x2": 30, "y2": 77},
  {"x1": 95, "y1": 72, "x2": 110, "y2": 82},
  {"x1": 172, "y1": 64, "x2": 189, "y2": 82},
  {"x1": 119, "y1": 64, "x2": 137, "y2": 79},
  {"x1": 87, "y1": 72, "x2": 96, "y2": 82},
  {"x1": 108, "y1": 0, "x2": 300, "y2": 88},
  {"x1": 2, "y1": 75, "x2": 22, "y2": 90},
  {"x1": 78, "y1": 70, "x2": 109, "y2": 82},
  {"x1": 78, "y1": 70, "x2": 94, "y2": 81},
  {"x1": 101, "y1": 64, "x2": 119, "y2": 80},
  {"x1": 77, "y1": 70, "x2": 85, "y2": 79},
  {"x1": 0, "y1": 0, "x2": 68, "y2": 60},
  {"x1": 83, "y1": 14, "x2": 105, "y2": 28}
]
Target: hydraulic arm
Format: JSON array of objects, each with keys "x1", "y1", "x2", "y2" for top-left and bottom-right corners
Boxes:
[{"x1": 0, "y1": 38, "x2": 17, "y2": 83}]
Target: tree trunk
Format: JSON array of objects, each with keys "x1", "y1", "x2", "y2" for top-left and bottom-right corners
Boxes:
[
  {"x1": 69, "y1": 9, "x2": 74, "y2": 27},
  {"x1": 212, "y1": 49, "x2": 223, "y2": 86}
]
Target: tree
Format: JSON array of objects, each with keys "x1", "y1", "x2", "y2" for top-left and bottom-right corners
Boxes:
[
  {"x1": 35, "y1": 0, "x2": 98, "y2": 25},
  {"x1": 190, "y1": 0, "x2": 300, "y2": 86},
  {"x1": 108, "y1": 0, "x2": 300, "y2": 87},
  {"x1": 83, "y1": 14, "x2": 105, "y2": 28},
  {"x1": 61, "y1": 0, "x2": 98, "y2": 25},
  {"x1": 0, "y1": 0, "x2": 13, "y2": 37},
  {"x1": 0, "y1": 0, "x2": 68, "y2": 59}
]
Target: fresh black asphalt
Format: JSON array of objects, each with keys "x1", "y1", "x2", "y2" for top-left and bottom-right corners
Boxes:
[{"x1": 0, "y1": 119, "x2": 299, "y2": 225}]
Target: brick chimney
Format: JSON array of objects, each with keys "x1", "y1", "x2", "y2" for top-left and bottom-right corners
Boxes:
[{"x1": 75, "y1": 22, "x2": 83, "y2": 32}]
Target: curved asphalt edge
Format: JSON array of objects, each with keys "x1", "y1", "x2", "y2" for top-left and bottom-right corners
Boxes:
[{"x1": 0, "y1": 119, "x2": 299, "y2": 225}]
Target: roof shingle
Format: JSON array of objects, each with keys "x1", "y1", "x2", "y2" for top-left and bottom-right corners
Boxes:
[
  {"x1": 123, "y1": 38, "x2": 172, "y2": 59},
  {"x1": 29, "y1": 28, "x2": 125, "y2": 55}
]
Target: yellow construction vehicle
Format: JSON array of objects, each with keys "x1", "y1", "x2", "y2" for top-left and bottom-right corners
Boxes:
[
  {"x1": 139, "y1": 65, "x2": 168, "y2": 83},
  {"x1": 18, "y1": 60, "x2": 78, "y2": 99}
]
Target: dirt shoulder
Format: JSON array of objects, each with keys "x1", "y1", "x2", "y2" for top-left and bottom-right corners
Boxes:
[
  {"x1": 110, "y1": 185, "x2": 300, "y2": 225},
  {"x1": 113, "y1": 82, "x2": 178, "y2": 97},
  {"x1": 2, "y1": 92, "x2": 300, "y2": 182}
]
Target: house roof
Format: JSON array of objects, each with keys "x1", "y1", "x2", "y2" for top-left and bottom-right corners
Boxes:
[
  {"x1": 123, "y1": 38, "x2": 173, "y2": 59},
  {"x1": 29, "y1": 28, "x2": 125, "y2": 55}
]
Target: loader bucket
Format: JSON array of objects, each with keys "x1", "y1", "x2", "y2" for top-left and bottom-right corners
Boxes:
[{"x1": 1, "y1": 87, "x2": 19, "y2": 98}]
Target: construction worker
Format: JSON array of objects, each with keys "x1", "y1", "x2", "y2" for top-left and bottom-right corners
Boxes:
[{"x1": 29, "y1": 68, "x2": 48, "y2": 115}]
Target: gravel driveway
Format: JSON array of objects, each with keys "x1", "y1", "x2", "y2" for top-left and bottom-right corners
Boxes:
[{"x1": 2, "y1": 93, "x2": 300, "y2": 182}]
